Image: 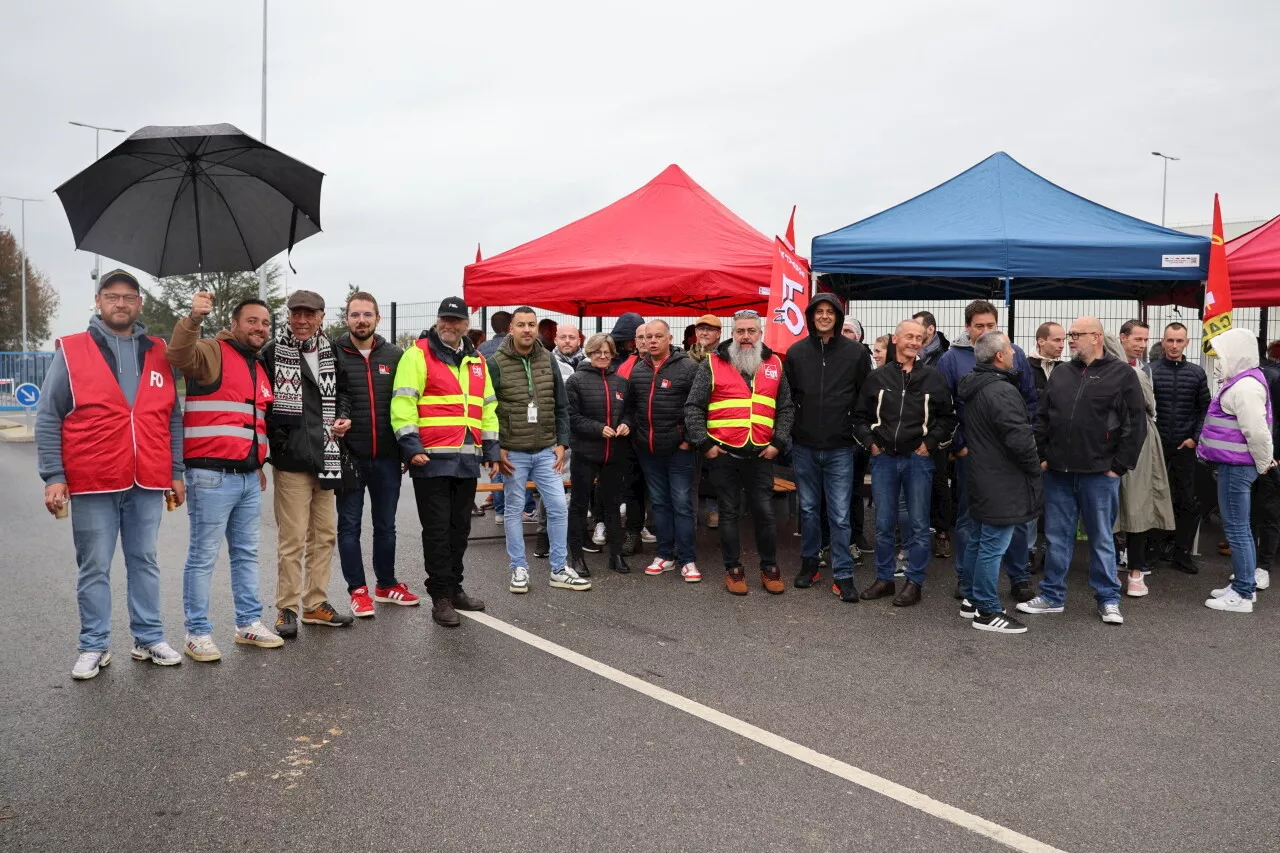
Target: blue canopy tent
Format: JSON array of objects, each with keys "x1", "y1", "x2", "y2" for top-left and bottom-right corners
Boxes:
[{"x1": 812, "y1": 153, "x2": 1210, "y2": 315}]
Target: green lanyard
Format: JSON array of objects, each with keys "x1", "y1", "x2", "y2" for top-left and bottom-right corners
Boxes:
[{"x1": 521, "y1": 355, "x2": 535, "y2": 396}]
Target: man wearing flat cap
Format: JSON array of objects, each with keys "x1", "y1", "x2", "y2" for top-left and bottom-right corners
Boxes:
[
  {"x1": 263, "y1": 290, "x2": 354, "y2": 636},
  {"x1": 391, "y1": 297, "x2": 500, "y2": 627},
  {"x1": 686, "y1": 314, "x2": 723, "y2": 365}
]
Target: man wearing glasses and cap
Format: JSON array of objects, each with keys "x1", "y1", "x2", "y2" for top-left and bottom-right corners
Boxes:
[
  {"x1": 37, "y1": 269, "x2": 186, "y2": 678},
  {"x1": 1019, "y1": 317, "x2": 1146, "y2": 626},
  {"x1": 391, "y1": 296, "x2": 501, "y2": 626}
]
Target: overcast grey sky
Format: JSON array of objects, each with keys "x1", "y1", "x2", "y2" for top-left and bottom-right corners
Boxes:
[{"x1": 2, "y1": 0, "x2": 1277, "y2": 342}]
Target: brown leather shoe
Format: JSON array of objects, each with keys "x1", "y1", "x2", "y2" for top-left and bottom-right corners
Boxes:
[
  {"x1": 451, "y1": 588, "x2": 486, "y2": 612},
  {"x1": 860, "y1": 578, "x2": 896, "y2": 600},
  {"x1": 893, "y1": 580, "x2": 922, "y2": 607},
  {"x1": 431, "y1": 597, "x2": 462, "y2": 627},
  {"x1": 725, "y1": 567, "x2": 748, "y2": 596},
  {"x1": 760, "y1": 566, "x2": 785, "y2": 595}
]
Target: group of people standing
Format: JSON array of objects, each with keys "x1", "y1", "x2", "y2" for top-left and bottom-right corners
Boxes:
[{"x1": 37, "y1": 273, "x2": 1275, "y2": 679}]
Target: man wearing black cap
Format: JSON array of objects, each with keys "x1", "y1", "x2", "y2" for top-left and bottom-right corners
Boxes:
[
  {"x1": 391, "y1": 297, "x2": 500, "y2": 626},
  {"x1": 37, "y1": 269, "x2": 186, "y2": 678},
  {"x1": 263, "y1": 290, "x2": 354, "y2": 636}
]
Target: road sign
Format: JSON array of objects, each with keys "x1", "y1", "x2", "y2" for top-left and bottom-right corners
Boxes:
[{"x1": 14, "y1": 383, "x2": 40, "y2": 408}]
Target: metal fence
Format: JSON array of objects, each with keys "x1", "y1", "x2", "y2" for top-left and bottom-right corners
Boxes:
[{"x1": 0, "y1": 351, "x2": 55, "y2": 412}]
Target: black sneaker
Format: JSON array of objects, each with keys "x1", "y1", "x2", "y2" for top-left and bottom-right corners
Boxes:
[
  {"x1": 832, "y1": 577, "x2": 859, "y2": 602},
  {"x1": 570, "y1": 553, "x2": 592, "y2": 578},
  {"x1": 1170, "y1": 548, "x2": 1200, "y2": 575},
  {"x1": 582, "y1": 540, "x2": 602, "y2": 554},
  {"x1": 1011, "y1": 580, "x2": 1036, "y2": 603},
  {"x1": 275, "y1": 609, "x2": 298, "y2": 639},
  {"x1": 533, "y1": 531, "x2": 550, "y2": 559},
  {"x1": 972, "y1": 611, "x2": 1028, "y2": 634},
  {"x1": 960, "y1": 598, "x2": 976, "y2": 619},
  {"x1": 794, "y1": 558, "x2": 821, "y2": 589}
]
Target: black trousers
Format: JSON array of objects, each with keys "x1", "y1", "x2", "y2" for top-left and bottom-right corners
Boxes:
[
  {"x1": 568, "y1": 454, "x2": 630, "y2": 558},
  {"x1": 709, "y1": 454, "x2": 777, "y2": 571},
  {"x1": 1125, "y1": 530, "x2": 1148, "y2": 574},
  {"x1": 1253, "y1": 469, "x2": 1280, "y2": 570},
  {"x1": 623, "y1": 461, "x2": 646, "y2": 534},
  {"x1": 930, "y1": 449, "x2": 953, "y2": 534},
  {"x1": 1160, "y1": 446, "x2": 1199, "y2": 553},
  {"x1": 413, "y1": 476, "x2": 477, "y2": 600}
]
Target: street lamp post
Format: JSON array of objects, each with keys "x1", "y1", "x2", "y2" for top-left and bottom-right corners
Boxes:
[
  {"x1": 258, "y1": 0, "x2": 269, "y2": 301},
  {"x1": 0, "y1": 195, "x2": 42, "y2": 352},
  {"x1": 69, "y1": 122, "x2": 127, "y2": 290},
  {"x1": 1151, "y1": 151, "x2": 1180, "y2": 227}
]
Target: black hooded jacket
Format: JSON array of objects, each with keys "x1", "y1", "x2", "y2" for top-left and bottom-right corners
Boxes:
[
  {"x1": 783, "y1": 293, "x2": 871, "y2": 449},
  {"x1": 958, "y1": 364, "x2": 1042, "y2": 525}
]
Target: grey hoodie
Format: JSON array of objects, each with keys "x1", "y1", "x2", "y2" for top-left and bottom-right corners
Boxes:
[{"x1": 35, "y1": 317, "x2": 184, "y2": 486}]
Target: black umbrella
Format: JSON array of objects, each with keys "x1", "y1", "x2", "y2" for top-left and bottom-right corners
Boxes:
[{"x1": 55, "y1": 123, "x2": 323, "y2": 276}]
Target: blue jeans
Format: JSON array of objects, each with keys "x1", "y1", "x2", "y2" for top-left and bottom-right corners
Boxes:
[
  {"x1": 504, "y1": 448, "x2": 568, "y2": 570},
  {"x1": 794, "y1": 444, "x2": 855, "y2": 579},
  {"x1": 870, "y1": 453, "x2": 934, "y2": 584},
  {"x1": 636, "y1": 448, "x2": 697, "y2": 565},
  {"x1": 954, "y1": 455, "x2": 1033, "y2": 585},
  {"x1": 183, "y1": 470, "x2": 264, "y2": 635},
  {"x1": 960, "y1": 522, "x2": 1016, "y2": 614},
  {"x1": 336, "y1": 457, "x2": 403, "y2": 591},
  {"x1": 492, "y1": 472, "x2": 536, "y2": 516},
  {"x1": 1040, "y1": 471, "x2": 1122, "y2": 607},
  {"x1": 1218, "y1": 463, "x2": 1259, "y2": 598},
  {"x1": 71, "y1": 486, "x2": 166, "y2": 650}
]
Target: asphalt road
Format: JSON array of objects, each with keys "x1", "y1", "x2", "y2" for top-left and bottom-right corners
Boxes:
[{"x1": 1, "y1": 441, "x2": 1277, "y2": 853}]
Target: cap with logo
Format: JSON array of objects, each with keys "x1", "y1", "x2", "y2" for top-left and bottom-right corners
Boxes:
[
  {"x1": 438, "y1": 296, "x2": 469, "y2": 319},
  {"x1": 286, "y1": 290, "x2": 325, "y2": 312},
  {"x1": 96, "y1": 269, "x2": 140, "y2": 294},
  {"x1": 694, "y1": 313, "x2": 721, "y2": 329}
]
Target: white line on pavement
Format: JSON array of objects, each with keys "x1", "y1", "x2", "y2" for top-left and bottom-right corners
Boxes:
[{"x1": 463, "y1": 610, "x2": 1069, "y2": 853}]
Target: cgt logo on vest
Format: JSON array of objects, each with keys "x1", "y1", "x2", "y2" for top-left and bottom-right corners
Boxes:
[
  {"x1": 471, "y1": 364, "x2": 483, "y2": 378},
  {"x1": 764, "y1": 364, "x2": 779, "y2": 380},
  {"x1": 149, "y1": 370, "x2": 165, "y2": 388}
]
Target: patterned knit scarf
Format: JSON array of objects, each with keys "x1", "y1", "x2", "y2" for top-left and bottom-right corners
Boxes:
[{"x1": 273, "y1": 328, "x2": 341, "y2": 480}]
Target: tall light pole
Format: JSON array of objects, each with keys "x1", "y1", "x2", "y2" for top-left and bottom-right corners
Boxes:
[
  {"x1": 69, "y1": 122, "x2": 127, "y2": 287},
  {"x1": 0, "y1": 195, "x2": 43, "y2": 352},
  {"x1": 1151, "y1": 151, "x2": 1180, "y2": 227},
  {"x1": 258, "y1": 0, "x2": 270, "y2": 301}
]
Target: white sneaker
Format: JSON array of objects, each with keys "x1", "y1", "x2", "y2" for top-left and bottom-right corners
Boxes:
[
  {"x1": 1206, "y1": 589, "x2": 1254, "y2": 613},
  {"x1": 71, "y1": 650, "x2": 112, "y2": 680},
  {"x1": 592, "y1": 523, "x2": 606, "y2": 545},
  {"x1": 640, "y1": 527, "x2": 657, "y2": 543},
  {"x1": 509, "y1": 566, "x2": 531, "y2": 594},
  {"x1": 1257, "y1": 568, "x2": 1271, "y2": 590},
  {"x1": 644, "y1": 558, "x2": 675, "y2": 576},
  {"x1": 131, "y1": 640, "x2": 182, "y2": 666},
  {"x1": 550, "y1": 565, "x2": 592, "y2": 591},
  {"x1": 494, "y1": 513, "x2": 505, "y2": 525},
  {"x1": 680, "y1": 562, "x2": 702, "y2": 583},
  {"x1": 1210, "y1": 585, "x2": 1257, "y2": 603},
  {"x1": 1016, "y1": 595, "x2": 1065, "y2": 615},
  {"x1": 1098, "y1": 602, "x2": 1124, "y2": 625},
  {"x1": 235, "y1": 620, "x2": 285, "y2": 648},
  {"x1": 184, "y1": 633, "x2": 223, "y2": 662}
]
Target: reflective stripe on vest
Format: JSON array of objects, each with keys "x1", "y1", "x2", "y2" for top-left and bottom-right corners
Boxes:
[
  {"x1": 416, "y1": 339, "x2": 486, "y2": 452},
  {"x1": 183, "y1": 340, "x2": 272, "y2": 465},
  {"x1": 706, "y1": 354, "x2": 782, "y2": 447},
  {"x1": 58, "y1": 331, "x2": 175, "y2": 495},
  {"x1": 1198, "y1": 367, "x2": 1273, "y2": 466}
]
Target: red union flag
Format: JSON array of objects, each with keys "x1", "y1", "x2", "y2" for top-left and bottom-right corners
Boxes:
[
  {"x1": 1202, "y1": 193, "x2": 1233, "y2": 356},
  {"x1": 765, "y1": 235, "x2": 810, "y2": 355}
]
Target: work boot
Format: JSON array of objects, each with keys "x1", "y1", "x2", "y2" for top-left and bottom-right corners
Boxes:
[
  {"x1": 725, "y1": 566, "x2": 748, "y2": 596},
  {"x1": 760, "y1": 566, "x2": 785, "y2": 595},
  {"x1": 451, "y1": 587, "x2": 486, "y2": 612},
  {"x1": 431, "y1": 597, "x2": 461, "y2": 627},
  {"x1": 794, "y1": 558, "x2": 821, "y2": 589},
  {"x1": 609, "y1": 555, "x2": 632, "y2": 574},
  {"x1": 893, "y1": 580, "x2": 923, "y2": 607},
  {"x1": 275, "y1": 609, "x2": 298, "y2": 639}
]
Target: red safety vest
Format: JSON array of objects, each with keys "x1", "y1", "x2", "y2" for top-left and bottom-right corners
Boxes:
[
  {"x1": 616, "y1": 354, "x2": 638, "y2": 380},
  {"x1": 59, "y1": 331, "x2": 175, "y2": 495},
  {"x1": 183, "y1": 339, "x2": 273, "y2": 466},
  {"x1": 415, "y1": 339, "x2": 487, "y2": 453},
  {"x1": 707, "y1": 353, "x2": 782, "y2": 448}
]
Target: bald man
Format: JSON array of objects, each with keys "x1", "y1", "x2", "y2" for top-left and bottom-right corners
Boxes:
[
  {"x1": 553, "y1": 324, "x2": 584, "y2": 381},
  {"x1": 1020, "y1": 317, "x2": 1146, "y2": 626}
]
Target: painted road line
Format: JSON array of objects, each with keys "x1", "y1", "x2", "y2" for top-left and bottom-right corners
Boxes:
[{"x1": 463, "y1": 610, "x2": 1068, "y2": 853}]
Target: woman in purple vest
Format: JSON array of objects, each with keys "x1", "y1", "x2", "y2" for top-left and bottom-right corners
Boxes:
[{"x1": 1199, "y1": 328, "x2": 1275, "y2": 613}]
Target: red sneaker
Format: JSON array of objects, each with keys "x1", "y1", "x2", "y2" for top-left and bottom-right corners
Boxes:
[
  {"x1": 374, "y1": 582, "x2": 421, "y2": 607},
  {"x1": 350, "y1": 586, "x2": 375, "y2": 618}
]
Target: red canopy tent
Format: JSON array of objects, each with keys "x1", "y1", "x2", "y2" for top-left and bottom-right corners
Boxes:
[
  {"x1": 463, "y1": 165, "x2": 774, "y2": 316},
  {"x1": 1147, "y1": 214, "x2": 1280, "y2": 309}
]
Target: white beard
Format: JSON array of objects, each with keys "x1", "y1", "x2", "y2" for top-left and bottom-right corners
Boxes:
[{"x1": 729, "y1": 341, "x2": 762, "y2": 377}]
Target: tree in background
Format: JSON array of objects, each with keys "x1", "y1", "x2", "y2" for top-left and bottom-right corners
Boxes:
[
  {"x1": 323, "y1": 283, "x2": 361, "y2": 339},
  {"x1": 142, "y1": 264, "x2": 286, "y2": 340},
  {"x1": 0, "y1": 223, "x2": 60, "y2": 350}
]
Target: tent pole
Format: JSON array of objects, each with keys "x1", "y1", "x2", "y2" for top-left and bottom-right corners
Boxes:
[
  {"x1": 1261, "y1": 307, "x2": 1270, "y2": 359},
  {"x1": 480, "y1": 306, "x2": 488, "y2": 338},
  {"x1": 1004, "y1": 277, "x2": 1015, "y2": 340}
]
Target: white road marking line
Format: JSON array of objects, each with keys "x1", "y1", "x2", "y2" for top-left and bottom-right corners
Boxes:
[{"x1": 463, "y1": 610, "x2": 1068, "y2": 853}]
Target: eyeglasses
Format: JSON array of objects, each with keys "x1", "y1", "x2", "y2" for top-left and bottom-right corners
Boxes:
[
  {"x1": 100, "y1": 293, "x2": 140, "y2": 305},
  {"x1": 347, "y1": 311, "x2": 376, "y2": 321},
  {"x1": 586, "y1": 349, "x2": 610, "y2": 358},
  {"x1": 1066, "y1": 331, "x2": 1100, "y2": 340}
]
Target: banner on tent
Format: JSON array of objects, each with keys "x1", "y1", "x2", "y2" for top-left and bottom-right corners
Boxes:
[{"x1": 765, "y1": 237, "x2": 810, "y2": 355}]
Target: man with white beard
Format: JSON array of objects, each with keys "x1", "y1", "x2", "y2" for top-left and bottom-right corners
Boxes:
[{"x1": 685, "y1": 310, "x2": 795, "y2": 595}]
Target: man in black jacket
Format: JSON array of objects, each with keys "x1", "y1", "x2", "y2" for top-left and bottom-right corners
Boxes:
[
  {"x1": 627, "y1": 320, "x2": 700, "y2": 579},
  {"x1": 853, "y1": 318, "x2": 957, "y2": 607},
  {"x1": 957, "y1": 332, "x2": 1040, "y2": 634},
  {"x1": 333, "y1": 292, "x2": 418, "y2": 618},
  {"x1": 784, "y1": 294, "x2": 870, "y2": 600},
  {"x1": 1020, "y1": 317, "x2": 1146, "y2": 626},
  {"x1": 263, "y1": 290, "x2": 354, "y2": 634},
  {"x1": 1147, "y1": 322, "x2": 1211, "y2": 572}
]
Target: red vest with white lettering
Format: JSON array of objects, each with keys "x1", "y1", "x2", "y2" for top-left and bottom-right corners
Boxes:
[
  {"x1": 707, "y1": 353, "x2": 782, "y2": 448},
  {"x1": 59, "y1": 331, "x2": 175, "y2": 495},
  {"x1": 415, "y1": 339, "x2": 487, "y2": 453},
  {"x1": 183, "y1": 340, "x2": 273, "y2": 468}
]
